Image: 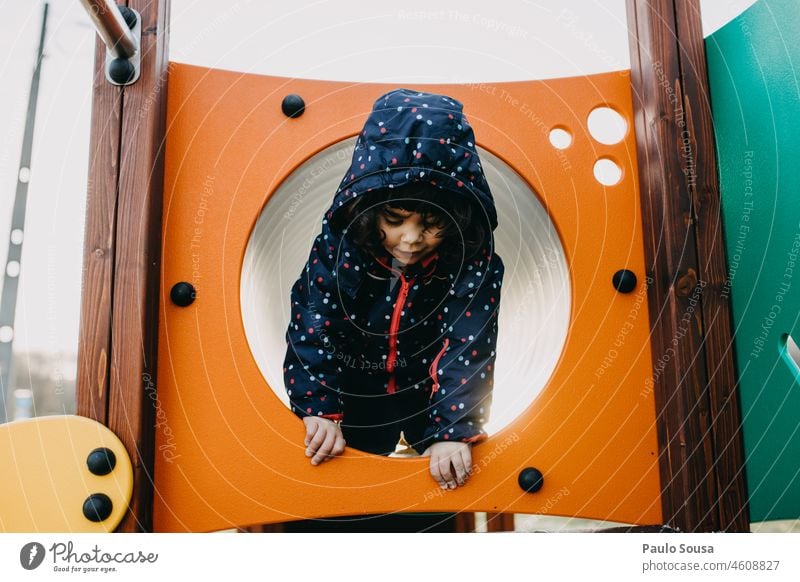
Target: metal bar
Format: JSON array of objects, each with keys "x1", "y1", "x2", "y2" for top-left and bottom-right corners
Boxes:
[
  {"x1": 0, "y1": 3, "x2": 49, "y2": 423},
  {"x1": 79, "y1": 0, "x2": 137, "y2": 59}
]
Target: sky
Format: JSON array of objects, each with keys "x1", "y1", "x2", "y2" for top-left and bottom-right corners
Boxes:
[{"x1": 0, "y1": 0, "x2": 757, "y2": 366}]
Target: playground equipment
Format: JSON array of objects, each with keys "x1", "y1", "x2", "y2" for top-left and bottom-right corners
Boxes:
[
  {"x1": 0, "y1": 415, "x2": 132, "y2": 531},
  {"x1": 2, "y1": 0, "x2": 797, "y2": 533},
  {"x1": 157, "y1": 67, "x2": 658, "y2": 531},
  {"x1": 705, "y1": 0, "x2": 800, "y2": 523}
]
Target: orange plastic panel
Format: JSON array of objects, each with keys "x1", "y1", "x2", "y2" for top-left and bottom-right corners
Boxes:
[{"x1": 155, "y1": 63, "x2": 661, "y2": 531}]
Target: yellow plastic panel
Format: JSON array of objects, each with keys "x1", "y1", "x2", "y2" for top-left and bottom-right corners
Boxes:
[{"x1": 0, "y1": 415, "x2": 133, "y2": 532}]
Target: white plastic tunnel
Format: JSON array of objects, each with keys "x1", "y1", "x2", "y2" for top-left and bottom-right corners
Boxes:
[{"x1": 241, "y1": 138, "x2": 570, "y2": 442}]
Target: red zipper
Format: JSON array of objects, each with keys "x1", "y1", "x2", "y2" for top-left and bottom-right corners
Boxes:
[
  {"x1": 386, "y1": 275, "x2": 414, "y2": 394},
  {"x1": 375, "y1": 254, "x2": 438, "y2": 395},
  {"x1": 428, "y1": 338, "x2": 450, "y2": 399}
]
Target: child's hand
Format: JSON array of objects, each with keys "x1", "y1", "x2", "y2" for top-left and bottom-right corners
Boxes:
[
  {"x1": 302, "y1": 417, "x2": 346, "y2": 466},
  {"x1": 422, "y1": 441, "x2": 473, "y2": 490}
]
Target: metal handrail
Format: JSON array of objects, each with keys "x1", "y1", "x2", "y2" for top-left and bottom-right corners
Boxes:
[{"x1": 79, "y1": 0, "x2": 138, "y2": 59}]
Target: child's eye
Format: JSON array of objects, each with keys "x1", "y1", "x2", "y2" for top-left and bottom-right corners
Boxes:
[{"x1": 423, "y1": 220, "x2": 444, "y2": 231}]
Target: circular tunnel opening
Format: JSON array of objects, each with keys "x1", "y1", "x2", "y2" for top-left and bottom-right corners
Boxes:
[{"x1": 241, "y1": 138, "x2": 570, "y2": 449}]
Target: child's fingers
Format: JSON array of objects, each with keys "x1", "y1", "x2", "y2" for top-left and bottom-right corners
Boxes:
[
  {"x1": 306, "y1": 423, "x2": 327, "y2": 458},
  {"x1": 428, "y1": 454, "x2": 445, "y2": 489},
  {"x1": 331, "y1": 434, "x2": 347, "y2": 457},
  {"x1": 304, "y1": 419, "x2": 319, "y2": 448},
  {"x1": 450, "y1": 453, "x2": 467, "y2": 486},
  {"x1": 437, "y1": 456, "x2": 456, "y2": 489},
  {"x1": 321, "y1": 433, "x2": 346, "y2": 463},
  {"x1": 311, "y1": 428, "x2": 337, "y2": 465},
  {"x1": 460, "y1": 447, "x2": 473, "y2": 479}
]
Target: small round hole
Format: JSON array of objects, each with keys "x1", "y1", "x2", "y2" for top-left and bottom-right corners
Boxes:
[
  {"x1": 6, "y1": 261, "x2": 20, "y2": 278},
  {"x1": 549, "y1": 128, "x2": 572, "y2": 149},
  {"x1": 10, "y1": 229, "x2": 23, "y2": 245},
  {"x1": 588, "y1": 107, "x2": 627, "y2": 145},
  {"x1": 593, "y1": 158, "x2": 622, "y2": 186},
  {"x1": 18, "y1": 167, "x2": 31, "y2": 184}
]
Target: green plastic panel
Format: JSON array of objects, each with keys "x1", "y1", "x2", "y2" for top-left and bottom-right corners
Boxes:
[{"x1": 706, "y1": 0, "x2": 800, "y2": 522}]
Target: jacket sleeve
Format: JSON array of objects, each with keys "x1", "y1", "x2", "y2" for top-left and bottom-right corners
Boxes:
[
  {"x1": 422, "y1": 253, "x2": 504, "y2": 448},
  {"x1": 283, "y1": 233, "x2": 349, "y2": 421}
]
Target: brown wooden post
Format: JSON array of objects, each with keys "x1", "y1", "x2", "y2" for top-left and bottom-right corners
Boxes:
[
  {"x1": 626, "y1": 0, "x2": 749, "y2": 531},
  {"x1": 76, "y1": 0, "x2": 170, "y2": 532},
  {"x1": 453, "y1": 512, "x2": 477, "y2": 533},
  {"x1": 485, "y1": 512, "x2": 515, "y2": 532}
]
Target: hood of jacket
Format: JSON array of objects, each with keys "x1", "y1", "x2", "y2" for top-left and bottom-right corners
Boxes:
[{"x1": 320, "y1": 88, "x2": 499, "y2": 297}]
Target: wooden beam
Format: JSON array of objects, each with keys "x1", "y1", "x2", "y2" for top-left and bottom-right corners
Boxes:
[
  {"x1": 485, "y1": 512, "x2": 515, "y2": 532},
  {"x1": 76, "y1": 32, "x2": 122, "y2": 427},
  {"x1": 76, "y1": 0, "x2": 169, "y2": 532},
  {"x1": 671, "y1": 0, "x2": 749, "y2": 533},
  {"x1": 626, "y1": 0, "x2": 749, "y2": 531}
]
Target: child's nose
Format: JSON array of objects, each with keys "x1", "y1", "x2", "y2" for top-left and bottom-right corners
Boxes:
[{"x1": 400, "y1": 227, "x2": 424, "y2": 244}]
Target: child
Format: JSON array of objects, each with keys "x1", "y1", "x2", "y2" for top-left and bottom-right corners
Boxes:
[{"x1": 283, "y1": 88, "x2": 503, "y2": 492}]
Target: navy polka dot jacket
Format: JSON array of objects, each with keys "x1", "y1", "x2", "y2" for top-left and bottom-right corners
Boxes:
[{"x1": 283, "y1": 88, "x2": 504, "y2": 454}]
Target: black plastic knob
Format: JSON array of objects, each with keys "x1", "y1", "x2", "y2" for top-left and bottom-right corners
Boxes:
[
  {"x1": 117, "y1": 5, "x2": 138, "y2": 29},
  {"x1": 83, "y1": 493, "x2": 113, "y2": 522},
  {"x1": 170, "y1": 282, "x2": 196, "y2": 307},
  {"x1": 612, "y1": 269, "x2": 638, "y2": 293},
  {"x1": 518, "y1": 467, "x2": 544, "y2": 493},
  {"x1": 108, "y1": 58, "x2": 135, "y2": 84},
  {"x1": 87, "y1": 447, "x2": 117, "y2": 476},
  {"x1": 281, "y1": 94, "x2": 305, "y2": 118}
]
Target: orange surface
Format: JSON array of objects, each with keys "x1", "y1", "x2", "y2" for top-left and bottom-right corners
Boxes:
[{"x1": 155, "y1": 63, "x2": 661, "y2": 531}]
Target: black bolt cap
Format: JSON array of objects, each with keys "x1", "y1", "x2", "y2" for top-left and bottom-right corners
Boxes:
[
  {"x1": 612, "y1": 269, "x2": 638, "y2": 293},
  {"x1": 170, "y1": 282, "x2": 196, "y2": 307},
  {"x1": 281, "y1": 94, "x2": 305, "y2": 118},
  {"x1": 108, "y1": 58, "x2": 135, "y2": 84},
  {"x1": 83, "y1": 493, "x2": 113, "y2": 522},
  {"x1": 87, "y1": 447, "x2": 117, "y2": 476},
  {"x1": 117, "y1": 5, "x2": 138, "y2": 29},
  {"x1": 518, "y1": 467, "x2": 544, "y2": 493}
]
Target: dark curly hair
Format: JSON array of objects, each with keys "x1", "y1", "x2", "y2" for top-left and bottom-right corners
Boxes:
[{"x1": 330, "y1": 184, "x2": 490, "y2": 267}]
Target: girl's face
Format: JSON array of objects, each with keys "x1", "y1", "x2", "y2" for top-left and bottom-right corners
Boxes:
[{"x1": 378, "y1": 206, "x2": 445, "y2": 265}]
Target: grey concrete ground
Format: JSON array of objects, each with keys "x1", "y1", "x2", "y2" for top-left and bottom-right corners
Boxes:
[{"x1": 513, "y1": 514, "x2": 800, "y2": 533}]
